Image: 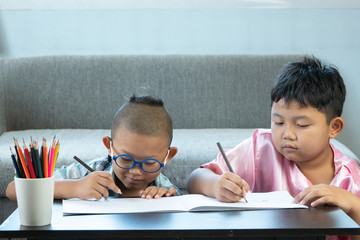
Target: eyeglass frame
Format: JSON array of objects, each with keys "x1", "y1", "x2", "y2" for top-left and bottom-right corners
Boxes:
[{"x1": 110, "y1": 141, "x2": 170, "y2": 173}]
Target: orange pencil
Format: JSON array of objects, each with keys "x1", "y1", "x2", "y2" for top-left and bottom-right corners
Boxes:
[
  {"x1": 43, "y1": 138, "x2": 49, "y2": 178},
  {"x1": 23, "y1": 139, "x2": 36, "y2": 178},
  {"x1": 51, "y1": 138, "x2": 60, "y2": 176},
  {"x1": 15, "y1": 139, "x2": 30, "y2": 179}
]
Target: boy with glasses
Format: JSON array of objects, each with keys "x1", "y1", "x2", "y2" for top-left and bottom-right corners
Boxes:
[{"x1": 6, "y1": 95, "x2": 180, "y2": 200}]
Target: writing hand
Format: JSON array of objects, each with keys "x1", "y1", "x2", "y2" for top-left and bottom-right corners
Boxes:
[
  {"x1": 139, "y1": 186, "x2": 176, "y2": 199},
  {"x1": 75, "y1": 171, "x2": 122, "y2": 200},
  {"x1": 214, "y1": 172, "x2": 249, "y2": 203}
]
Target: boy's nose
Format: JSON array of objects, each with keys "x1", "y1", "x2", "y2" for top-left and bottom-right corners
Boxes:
[
  {"x1": 283, "y1": 126, "x2": 296, "y2": 140},
  {"x1": 129, "y1": 164, "x2": 142, "y2": 175}
]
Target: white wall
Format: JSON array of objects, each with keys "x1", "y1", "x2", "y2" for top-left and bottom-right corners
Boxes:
[{"x1": 0, "y1": 5, "x2": 359, "y2": 157}]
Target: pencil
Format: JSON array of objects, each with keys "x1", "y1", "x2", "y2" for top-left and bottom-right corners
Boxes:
[
  {"x1": 39, "y1": 139, "x2": 44, "y2": 177},
  {"x1": 15, "y1": 139, "x2": 31, "y2": 179},
  {"x1": 34, "y1": 139, "x2": 43, "y2": 178},
  {"x1": 13, "y1": 138, "x2": 25, "y2": 178},
  {"x1": 51, "y1": 138, "x2": 60, "y2": 176},
  {"x1": 10, "y1": 147, "x2": 21, "y2": 177},
  {"x1": 23, "y1": 139, "x2": 36, "y2": 178},
  {"x1": 216, "y1": 142, "x2": 248, "y2": 202},
  {"x1": 73, "y1": 156, "x2": 125, "y2": 198},
  {"x1": 30, "y1": 139, "x2": 39, "y2": 178},
  {"x1": 48, "y1": 136, "x2": 56, "y2": 177},
  {"x1": 43, "y1": 138, "x2": 48, "y2": 178},
  {"x1": 73, "y1": 156, "x2": 94, "y2": 172}
]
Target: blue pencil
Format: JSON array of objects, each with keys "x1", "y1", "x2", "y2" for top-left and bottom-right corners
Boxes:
[
  {"x1": 30, "y1": 142, "x2": 39, "y2": 178},
  {"x1": 10, "y1": 147, "x2": 21, "y2": 178},
  {"x1": 13, "y1": 138, "x2": 25, "y2": 178}
]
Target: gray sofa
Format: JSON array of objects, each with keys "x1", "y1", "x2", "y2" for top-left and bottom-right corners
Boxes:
[{"x1": 1, "y1": 55, "x2": 358, "y2": 224}]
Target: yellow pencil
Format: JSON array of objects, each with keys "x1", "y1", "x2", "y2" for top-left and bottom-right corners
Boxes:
[{"x1": 52, "y1": 138, "x2": 60, "y2": 175}]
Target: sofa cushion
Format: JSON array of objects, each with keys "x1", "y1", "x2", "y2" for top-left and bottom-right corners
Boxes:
[{"x1": 0, "y1": 55, "x2": 302, "y2": 132}]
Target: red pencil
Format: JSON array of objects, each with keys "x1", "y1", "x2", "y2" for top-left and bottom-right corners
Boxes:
[{"x1": 23, "y1": 139, "x2": 36, "y2": 178}]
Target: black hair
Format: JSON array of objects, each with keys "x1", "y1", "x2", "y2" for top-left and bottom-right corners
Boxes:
[
  {"x1": 271, "y1": 56, "x2": 346, "y2": 123},
  {"x1": 128, "y1": 95, "x2": 165, "y2": 106},
  {"x1": 111, "y1": 95, "x2": 173, "y2": 145}
]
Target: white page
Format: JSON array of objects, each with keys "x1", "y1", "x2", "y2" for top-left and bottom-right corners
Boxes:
[
  {"x1": 63, "y1": 197, "x2": 187, "y2": 215},
  {"x1": 181, "y1": 191, "x2": 307, "y2": 211},
  {"x1": 63, "y1": 191, "x2": 307, "y2": 215}
]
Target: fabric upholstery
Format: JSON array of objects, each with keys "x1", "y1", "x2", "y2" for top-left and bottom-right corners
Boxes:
[{"x1": 1, "y1": 55, "x2": 300, "y2": 130}]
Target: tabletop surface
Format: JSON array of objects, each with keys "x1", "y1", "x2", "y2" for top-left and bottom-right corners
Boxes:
[{"x1": 1, "y1": 201, "x2": 360, "y2": 239}]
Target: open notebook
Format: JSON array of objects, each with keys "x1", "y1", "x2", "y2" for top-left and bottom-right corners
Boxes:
[{"x1": 63, "y1": 191, "x2": 307, "y2": 215}]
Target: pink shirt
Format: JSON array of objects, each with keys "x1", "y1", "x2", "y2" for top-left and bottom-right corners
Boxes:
[
  {"x1": 202, "y1": 129, "x2": 360, "y2": 198},
  {"x1": 202, "y1": 129, "x2": 360, "y2": 240}
]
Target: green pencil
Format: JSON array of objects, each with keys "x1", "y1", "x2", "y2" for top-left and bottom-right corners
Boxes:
[{"x1": 34, "y1": 140, "x2": 43, "y2": 178}]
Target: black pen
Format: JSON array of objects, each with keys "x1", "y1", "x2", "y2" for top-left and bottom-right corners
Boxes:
[{"x1": 216, "y1": 142, "x2": 248, "y2": 202}]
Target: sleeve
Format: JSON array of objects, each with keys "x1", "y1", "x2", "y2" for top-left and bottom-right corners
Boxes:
[
  {"x1": 339, "y1": 160, "x2": 360, "y2": 198},
  {"x1": 53, "y1": 157, "x2": 109, "y2": 180},
  {"x1": 332, "y1": 145, "x2": 360, "y2": 198},
  {"x1": 200, "y1": 130, "x2": 259, "y2": 191},
  {"x1": 53, "y1": 162, "x2": 87, "y2": 180}
]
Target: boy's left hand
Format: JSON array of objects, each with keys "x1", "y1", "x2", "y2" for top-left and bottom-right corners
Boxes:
[
  {"x1": 139, "y1": 186, "x2": 176, "y2": 199},
  {"x1": 293, "y1": 184, "x2": 356, "y2": 214}
]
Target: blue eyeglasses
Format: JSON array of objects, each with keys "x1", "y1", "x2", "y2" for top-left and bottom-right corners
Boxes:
[{"x1": 110, "y1": 143, "x2": 170, "y2": 173}]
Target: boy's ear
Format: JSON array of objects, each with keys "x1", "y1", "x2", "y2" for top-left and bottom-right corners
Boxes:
[
  {"x1": 102, "y1": 136, "x2": 112, "y2": 155},
  {"x1": 329, "y1": 117, "x2": 344, "y2": 139},
  {"x1": 165, "y1": 147, "x2": 178, "y2": 165}
]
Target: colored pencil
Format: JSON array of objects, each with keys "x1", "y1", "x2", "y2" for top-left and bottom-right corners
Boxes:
[
  {"x1": 23, "y1": 139, "x2": 36, "y2": 178},
  {"x1": 52, "y1": 138, "x2": 60, "y2": 176},
  {"x1": 217, "y1": 142, "x2": 247, "y2": 202},
  {"x1": 10, "y1": 147, "x2": 21, "y2": 177},
  {"x1": 10, "y1": 136, "x2": 61, "y2": 179},
  {"x1": 15, "y1": 139, "x2": 31, "y2": 179},
  {"x1": 39, "y1": 139, "x2": 44, "y2": 176},
  {"x1": 48, "y1": 137, "x2": 56, "y2": 177},
  {"x1": 43, "y1": 138, "x2": 49, "y2": 178},
  {"x1": 13, "y1": 138, "x2": 25, "y2": 178},
  {"x1": 34, "y1": 139, "x2": 43, "y2": 178},
  {"x1": 30, "y1": 139, "x2": 39, "y2": 178}
]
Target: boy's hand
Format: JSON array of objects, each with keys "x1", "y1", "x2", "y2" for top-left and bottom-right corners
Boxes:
[
  {"x1": 293, "y1": 184, "x2": 357, "y2": 213},
  {"x1": 139, "y1": 186, "x2": 176, "y2": 199},
  {"x1": 214, "y1": 172, "x2": 250, "y2": 203},
  {"x1": 295, "y1": 184, "x2": 360, "y2": 228},
  {"x1": 75, "y1": 171, "x2": 122, "y2": 200}
]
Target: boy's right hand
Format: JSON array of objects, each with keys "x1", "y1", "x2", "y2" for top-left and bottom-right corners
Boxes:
[
  {"x1": 214, "y1": 172, "x2": 249, "y2": 203},
  {"x1": 74, "y1": 171, "x2": 122, "y2": 200}
]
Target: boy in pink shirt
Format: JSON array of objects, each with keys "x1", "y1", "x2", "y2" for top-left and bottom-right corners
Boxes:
[{"x1": 188, "y1": 57, "x2": 360, "y2": 238}]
